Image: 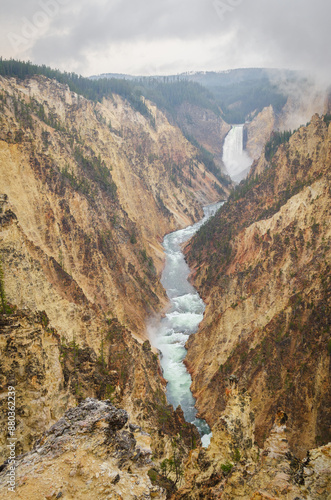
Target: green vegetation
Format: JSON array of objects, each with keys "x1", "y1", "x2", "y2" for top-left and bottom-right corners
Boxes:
[
  {"x1": 131, "y1": 70, "x2": 289, "y2": 124},
  {"x1": 229, "y1": 173, "x2": 260, "y2": 202},
  {"x1": 208, "y1": 78, "x2": 287, "y2": 124},
  {"x1": 61, "y1": 164, "x2": 91, "y2": 196},
  {"x1": 257, "y1": 177, "x2": 313, "y2": 221},
  {"x1": 323, "y1": 113, "x2": 331, "y2": 126},
  {"x1": 3, "y1": 92, "x2": 66, "y2": 135},
  {"x1": 188, "y1": 118, "x2": 326, "y2": 292},
  {"x1": 148, "y1": 469, "x2": 158, "y2": 482},
  {"x1": 73, "y1": 147, "x2": 117, "y2": 198},
  {"x1": 159, "y1": 439, "x2": 184, "y2": 485},
  {"x1": 130, "y1": 233, "x2": 137, "y2": 244},
  {"x1": 221, "y1": 461, "x2": 234, "y2": 474},
  {"x1": 135, "y1": 78, "x2": 221, "y2": 118},
  {"x1": 0, "y1": 258, "x2": 14, "y2": 314},
  {"x1": 232, "y1": 448, "x2": 241, "y2": 462},
  {"x1": 0, "y1": 258, "x2": 7, "y2": 313},
  {"x1": 195, "y1": 143, "x2": 230, "y2": 188},
  {"x1": 189, "y1": 208, "x2": 233, "y2": 273},
  {"x1": 39, "y1": 311, "x2": 49, "y2": 328},
  {"x1": 0, "y1": 59, "x2": 231, "y2": 190},
  {"x1": 265, "y1": 130, "x2": 293, "y2": 161},
  {"x1": 0, "y1": 58, "x2": 154, "y2": 123}
]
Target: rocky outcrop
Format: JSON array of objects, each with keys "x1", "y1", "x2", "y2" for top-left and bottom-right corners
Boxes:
[
  {"x1": 0, "y1": 398, "x2": 167, "y2": 499},
  {"x1": 0, "y1": 304, "x2": 200, "y2": 474},
  {"x1": 0, "y1": 74, "x2": 224, "y2": 343},
  {"x1": 0, "y1": 309, "x2": 75, "y2": 464},
  {"x1": 245, "y1": 105, "x2": 275, "y2": 160},
  {"x1": 245, "y1": 84, "x2": 330, "y2": 165},
  {"x1": 0, "y1": 74, "x2": 210, "y2": 478},
  {"x1": 175, "y1": 102, "x2": 230, "y2": 168},
  {"x1": 174, "y1": 397, "x2": 331, "y2": 499},
  {"x1": 185, "y1": 114, "x2": 331, "y2": 457}
]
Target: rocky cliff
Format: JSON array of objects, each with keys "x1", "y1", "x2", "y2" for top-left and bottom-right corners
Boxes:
[
  {"x1": 0, "y1": 74, "x2": 222, "y2": 473},
  {"x1": 185, "y1": 114, "x2": 331, "y2": 461},
  {"x1": 0, "y1": 398, "x2": 167, "y2": 499},
  {"x1": 245, "y1": 86, "x2": 329, "y2": 164},
  {"x1": 1, "y1": 71, "x2": 330, "y2": 499},
  {"x1": 175, "y1": 102, "x2": 231, "y2": 168},
  {"x1": 3, "y1": 393, "x2": 329, "y2": 499},
  {"x1": 0, "y1": 75, "x2": 225, "y2": 342},
  {"x1": 174, "y1": 390, "x2": 331, "y2": 499},
  {"x1": 245, "y1": 105, "x2": 276, "y2": 161}
]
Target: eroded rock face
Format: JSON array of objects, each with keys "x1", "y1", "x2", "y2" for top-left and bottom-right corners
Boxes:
[
  {"x1": 245, "y1": 105, "x2": 275, "y2": 160},
  {"x1": 0, "y1": 74, "x2": 224, "y2": 343},
  {"x1": 245, "y1": 86, "x2": 329, "y2": 168},
  {"x1": 0, "y1": 310, "x2": 75, "y2": 464},
  {"x1": 0, "y1": 398, "x2": 166, "y2": 499},
  {"x1": 0, "y1": 304, "x2": 200, "y2": 472},
  {"x1": 175, "y1": 102, "x2": 231, "y2": 167},
  {"x1": 174, "y1": 394, "x2": 331, "y2": 499},
  {"x1": 185, "y1": 115, "x2": 331, "y2": 457},
  {"x1": 0, "y1": 73, "x2": 211, "y2": 477}
]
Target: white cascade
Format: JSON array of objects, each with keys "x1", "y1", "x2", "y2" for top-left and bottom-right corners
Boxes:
[
  {"x1": 222, "y1": 125, "x2": 253, "y2": 182},
  {"x1": 148, "y1": 202, "x2": 222, "y2": 448}
]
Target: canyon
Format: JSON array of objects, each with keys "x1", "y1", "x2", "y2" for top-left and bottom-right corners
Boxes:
[
  {"x1": 0, "y1": 73, "x2": 223, "y2": 475},
  {"x1": 182, "y1": 114, "x2": 331, "y2": 495},
  {"x1": 0, "y1": 68, "x2": 330, "y2": 499}
]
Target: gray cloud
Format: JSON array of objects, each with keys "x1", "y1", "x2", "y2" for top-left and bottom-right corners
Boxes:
[{"x1": 1, "y1": 0, "x2": 330, "y2": 80}]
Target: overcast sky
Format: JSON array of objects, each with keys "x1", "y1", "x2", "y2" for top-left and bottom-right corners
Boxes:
[{"x1": 1, "y1": 0, "x2": 330, "y2": 79}]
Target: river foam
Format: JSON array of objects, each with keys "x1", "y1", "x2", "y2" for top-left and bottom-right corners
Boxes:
[{"x1": 149, "y1": 202, "x2": 222, "y2": 448}]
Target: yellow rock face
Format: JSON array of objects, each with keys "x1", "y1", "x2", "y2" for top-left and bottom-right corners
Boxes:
[
  {"x1": 0, "y1": 74, "x2": 224, "y2": 342},
  {"x1": 245, "y1": 105, "x2": 275, "y2": 160},
  {"x1": 0, "y1": 74, "x2": 221, "y2": 467},
  {"x1": 0, "y1": 399, "x2": 167, "y2": 500},
  {"x1": 185, "y1": 115, "x2": 331, "y2": 457}
]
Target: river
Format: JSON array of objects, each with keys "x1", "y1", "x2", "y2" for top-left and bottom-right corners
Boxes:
[{"x1": 149, "y1": 202, "x2": 222, "y2": 447}]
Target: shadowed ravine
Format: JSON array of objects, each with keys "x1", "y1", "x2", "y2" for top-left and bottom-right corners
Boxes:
[{"x1": 149, "y1": 202, "x2": 222, "y2": 447}]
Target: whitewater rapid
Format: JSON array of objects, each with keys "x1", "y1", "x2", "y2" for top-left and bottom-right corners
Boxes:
[
  {"x1": 222, "y1": 124, "x2": 253, "y2": 182},
  {"x1": 149, "y1": 202, "x2": 222, "y2": 447}
]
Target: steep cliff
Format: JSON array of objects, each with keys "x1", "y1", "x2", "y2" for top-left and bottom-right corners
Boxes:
[
  {"x1": 185, "y1": 114, "x2": 331, "y2": 459},
  {"x1": 245, "y1": 105, "x2": 276, "y2": 161},
  {"x1": 0, "y1": 74, "x2": 225, "y2": 341},
  {"x1": 175, "y1": 102, "x2": 230, "y2": 168},
  {"x1": 0, "y1": 398, "x2": 167, "y2": 499},
  {"x1": 245, "y1": 86, "x2": 329, "y2": 164},
  {"x1": 174, "y1": 393, "x2": 331, "y2": 499},
  {"x1": 0, "y1": 73, "x2": 222, "y2": 470}
]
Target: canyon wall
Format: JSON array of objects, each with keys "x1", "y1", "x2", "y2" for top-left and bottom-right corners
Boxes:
[
  {"x1": 0, "y1": 75, "x2": 225, "y2": 342},
  {"x1": 0, "y1": 74, "x2": 222, "y2": 464},
  {"x1": 245, "y1": 85, "x2": 330, "y2": 165},
  {"x1": 1, "y1": 72, "x2": 330, "y2": 499},
  {"x1": 185, "y1": 114, "x2": 331, "y2": 459},
  {"x1": 175, "y1": 102, "x2": 231, "y2": 167}
]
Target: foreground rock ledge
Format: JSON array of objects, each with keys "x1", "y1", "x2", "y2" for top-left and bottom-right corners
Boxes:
[{"x1": 0, "y1": 398, "x2": 166, "y2": 499}]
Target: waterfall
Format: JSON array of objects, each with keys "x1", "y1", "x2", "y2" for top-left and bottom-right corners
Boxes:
[{"x1": 222, "y1": 125, "x2": 253, "y2": 182}]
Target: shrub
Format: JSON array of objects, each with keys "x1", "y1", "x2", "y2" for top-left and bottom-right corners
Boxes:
[{"x1": 221, "y1": 461, "x2": 234, "y2": 474}]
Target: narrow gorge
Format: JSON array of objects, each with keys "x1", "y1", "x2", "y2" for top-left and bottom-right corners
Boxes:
[
  {"x1": 149, "y1": 202, "x2": 222, "y2": 448},
  {"x1": 0, "y1": 63, "x2": 330, "y2": 500}
]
